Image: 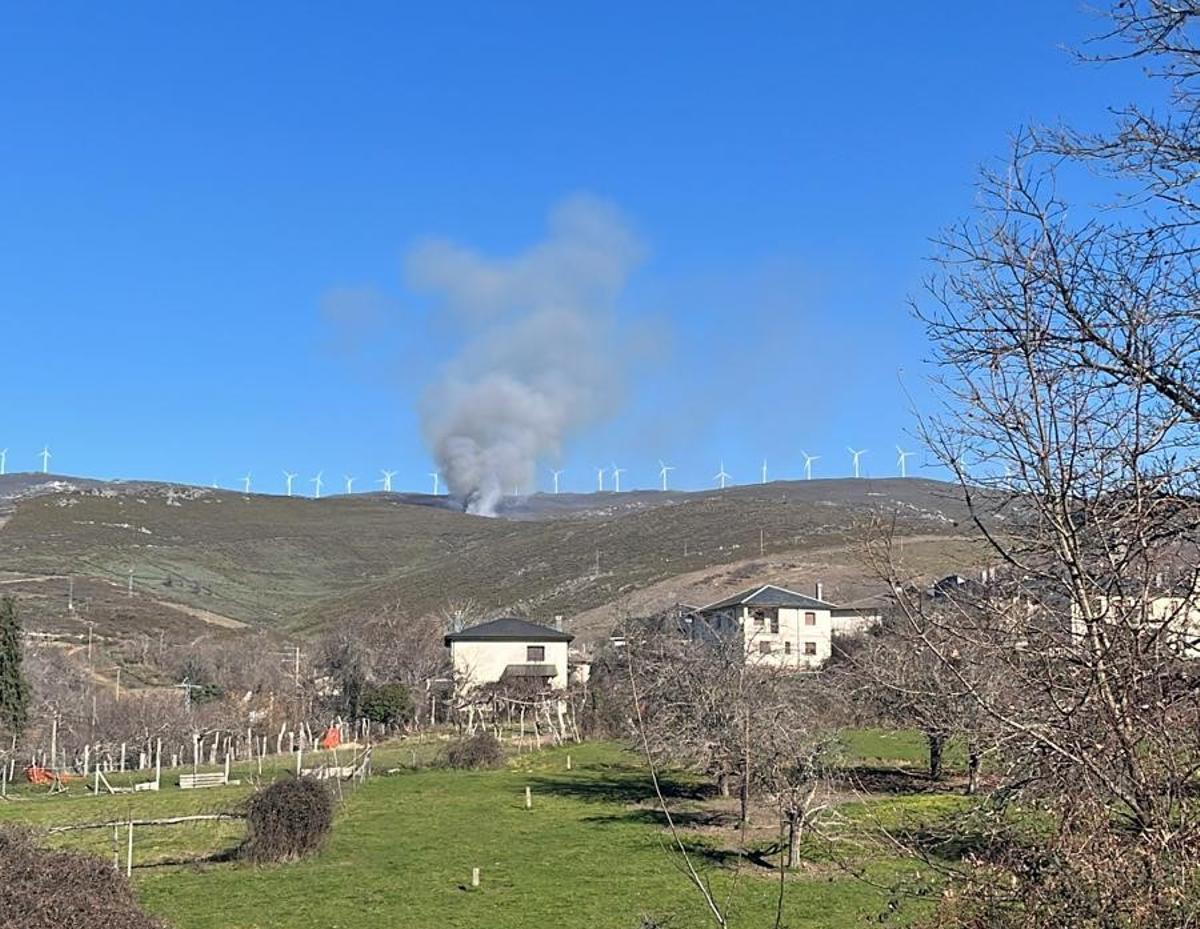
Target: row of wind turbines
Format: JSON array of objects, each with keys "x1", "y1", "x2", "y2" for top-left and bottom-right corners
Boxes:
[
  {"x1": 0, "y1": 446, "x2": 52, "y2": 476},
  {"x1": 584, "y1": 446, "x2": 917, "y2": 493},
  {"x1": 2, "y1": 445, "x2": 919, "y2": 496}
]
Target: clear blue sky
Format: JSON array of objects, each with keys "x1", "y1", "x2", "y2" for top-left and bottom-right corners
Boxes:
[{"x1": 0, "y1": 3, "x2": 1148, "y2": 493}]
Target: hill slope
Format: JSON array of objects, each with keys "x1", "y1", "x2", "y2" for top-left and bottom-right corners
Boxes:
[{"x1": 0, "y1": 474, "x2": 987, "y2": 646}]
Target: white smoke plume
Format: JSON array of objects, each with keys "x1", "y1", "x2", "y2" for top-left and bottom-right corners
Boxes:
[{"x1": 409, "y1": 195, "x2": 644, "y2": 516}]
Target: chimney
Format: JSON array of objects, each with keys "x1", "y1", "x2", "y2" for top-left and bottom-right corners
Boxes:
[
  {"x1": 554, "y1": 614, "x2": 563, "y2": 631},
  {"x1": 814, "y1": 581, "x2": 824, "y2": 602}
]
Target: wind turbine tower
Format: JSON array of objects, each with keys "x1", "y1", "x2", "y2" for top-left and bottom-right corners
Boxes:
[
  {"x1": 379, "y1": 469, "x2": 397, "y2": 492},
  {"x1": 283, "y1": 471, "x2": 298, "y2": 496},
  {"x1": 611, "y1": 464, "x2": 626, "y2": 492},
  {"x1": 715, "y1": 461, "x2": 731, "y2": 489},
  {"x1": 311, "y1": 471, "x2": 324, "y2": 498},
  {"x1": 0, "y1": 449, "x2": 6, "y2": 476},
  {"x1": 800, "y1": 451, "x2": 820, "y2": 481},
  {"x1": 658, "y1": 460, "x2": 675, "y2": 492},
  {"x1": 551, "y1": 468, "x2": 564, "y2": 494},
  {"x1": 429, "y1": 472, "x2": 440, "y2": 495},
  {"x1": 39, "y1": 446, "x2": 51, "y2": 474},
  {"x1": 594, "y1": 466, "x2": 606, "y2": 492},
  {"x1": 848, "y1": 447, "x2": 867, "y2": 479},
  {"x1": 896, "y1": 446, "x2": 915, "y2": 478},
  {"x1": 761, "y1": 459, "x2": 768, "y2": 484},
  {"x1": 242, "y1": 473, "x2": 252, "y2": 494},
  {"x1": 344, "y1": 475, "x2": 356, "y2": 494}
]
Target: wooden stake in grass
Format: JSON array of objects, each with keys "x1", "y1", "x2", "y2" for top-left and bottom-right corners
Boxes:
[
  {"x1": 471, "y1": 867, "x2": 480, "y2": 888},
  {"x1": 525, "y1": 786, "x2": 532, "y2": 810},
  {"x1": 125, "y1": 820, "x2": 133, "y2": 877},
  {"x1": 567, "y1": 754, "x2": 572, "y2": 771}
]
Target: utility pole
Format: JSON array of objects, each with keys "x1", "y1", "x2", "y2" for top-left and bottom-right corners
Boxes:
[
  {"x1": 594, "y1": 549, "x2": 600, "y2": 576},
  {"x1": 759, "y1": 528, "x2": 765, "y2": 557},
  {"x1": 294, "y1": 646, "x2": 301, "y2": 687},
  {"x1": 127, "y1": 568, "x2": 134, "y2": 598},
  {"x1": 67, "y1": 576, "x2": 74, "y2": 612},
  {"x1": 115, "y1": 667, "x2": 121, "y2": 701},
  {"x1": 86, "y1": 621, "x2": 94, "y2": 667}
]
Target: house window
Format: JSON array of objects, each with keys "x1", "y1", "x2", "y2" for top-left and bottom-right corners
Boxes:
[
  {"x1": 804, "y1": 612, "x2": 816, "y2": 626},
  {"x1": 753, "y1": 610, "x2": 766, "y2": 629},
  {"x1": 770, "y1": 613, "x2": 780, "y2": 634},
  {"x1": 758, "y1": 641, "x2": 772, "y2": 655},
  {"x1": 784, "y1": 641, "x2": 792, "y2": 655},
  {"x1": 526, "y1": 645, "x2": 545, "y2": 662},
  {"x1": 803, "y1": 642, "x2": 817, "y2": 656}
]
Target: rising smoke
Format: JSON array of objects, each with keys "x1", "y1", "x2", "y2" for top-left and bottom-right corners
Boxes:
[{"x1": 409, "y1": 195, "x2": 645, "y2": 516}]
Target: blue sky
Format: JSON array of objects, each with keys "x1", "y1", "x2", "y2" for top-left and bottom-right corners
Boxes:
[{"x1": 0, "y1": 3, "x2": 1151, "y2": 494}]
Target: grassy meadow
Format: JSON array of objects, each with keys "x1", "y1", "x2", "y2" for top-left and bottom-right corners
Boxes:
[{"x1": 0, "y1": 732, "x2": 967, "y2": 929}]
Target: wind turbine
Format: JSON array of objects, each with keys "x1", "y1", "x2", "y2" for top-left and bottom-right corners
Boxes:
[
  {"x1": 594, "y1": 466, "x2": 606, "y2": 492},
  {"x1": 658, "y1": 460, "x2": 675, "y2": 491},
  {"x1": 242, "y1": 473, "x2": 252, "y2": 494},
  {"x1": 551, "y1": 468, "x2": 564, "y2": 494},
  {"x1": 896, "y1": 446, "x2": 915, "y2": 478},
  {"x1": 283, "y1": 470, "x2": 298, "y2": 496},
  {"x1": 39, "y1": 446, "x2": 51, "y2": 473},
  {"x1": 344, "y1": 475, "x2": 355, "y2": 494},
  {"x1": 761, "y1": 459, "x2": 768, "y2": 484},
  {"x1": 311, "y1": 471, "x2": 324, "y2": 498},
  {"x1": 379, "y1": 469, "x2": 397, "y2": 492},
  {"x1": 429, "y1": 472, "x2": 440, "y2": 495},
  {"x1": 611, "y1": 464, "x2": 626, "y2": 492},
  {"x1": 800, "y1": 450, "x2": 820, "y2": 480},
  {"x1": 0, "y1": 449, "x2": 6, "y2": 476},
  {"x1": 715, "y1": 461, "x2": 731, "y2": 489},
  {"x1": 848, "y1": 447, "x2": 867, "y2": 479}
]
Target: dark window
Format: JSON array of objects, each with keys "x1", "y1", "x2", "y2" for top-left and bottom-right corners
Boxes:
[
  {"x1": 527, "y1": 645, "x2": 545, "y2": 662},
  {"x1": 804, "y1": 642, "x2": 817, "y2": 656},
  {"x1": 753, "y1": 610, "x2": 766, "y2": 628},
  {"x1": 770, "y1": 613, "x2": 780, "y2": 634},
  {"x1": 804, "y1": 612, "x2": 816, "y2": 626},
  {"x1": 784, "y1": 641, "x2": 792, "y2": 655},
  {"x1": 758, "y1": 641, "x2": 772, "y2": 654}
]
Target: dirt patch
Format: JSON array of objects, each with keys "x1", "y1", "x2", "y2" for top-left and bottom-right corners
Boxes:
[
  {"x1": 567, "y1": 534, "x2": 986, "y2": 640},
  {"x1": 159, "y1": 601, "x2": 248, "y2": 630}
]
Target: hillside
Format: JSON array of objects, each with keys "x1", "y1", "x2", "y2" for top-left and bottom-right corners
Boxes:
[{"x1": 0, "y1": 473, "x2": 989, "y2": 650}]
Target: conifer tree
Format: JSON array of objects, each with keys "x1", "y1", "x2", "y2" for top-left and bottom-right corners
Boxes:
[{"x1": 0, "y1": 596, "x2": 30, "y2": 737}]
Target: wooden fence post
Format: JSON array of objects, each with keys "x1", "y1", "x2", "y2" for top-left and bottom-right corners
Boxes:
[
  {"x1": 525, "y1": 786, "x2": 532, "y2": 810},
  {"x1": 471, "y1": 867, "x2": 480, "y2": 888},
  {"x1": 125, "y1": 820, "x2": 133, "y2": 877}
]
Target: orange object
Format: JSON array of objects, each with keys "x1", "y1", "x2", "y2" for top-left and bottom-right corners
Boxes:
[
  {"x1": 25, "y1": 765, "x2": 76, "y2": 785},
  {"x1": 25, "y1": 764, "x2": 54, "y2": 785},
  {"x1": 321, "y1": 727, "x2": 342, "y2": 749}
]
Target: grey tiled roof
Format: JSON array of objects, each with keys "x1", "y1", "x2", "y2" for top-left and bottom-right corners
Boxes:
[
  {"x1": 699, "y1": 584, "x2": 835, "y2": 612},
  {"x1": 500, "y1": 663, "x2": 558, "y2": 679},
  {"x1": 444, "y1": 617, "x2": 573, "y2": 645}
]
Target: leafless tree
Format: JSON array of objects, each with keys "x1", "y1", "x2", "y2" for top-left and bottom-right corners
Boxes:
[{"x1": 890, "y1": 3, "x2": 1200, "y2": 922}]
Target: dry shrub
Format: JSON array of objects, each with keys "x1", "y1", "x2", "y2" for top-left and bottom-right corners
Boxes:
[
  {"x1": 241, "y1": 777, "x2": 335, "y2": 863},
  {"x1": 443, "y1": 732, "x2": 505, "y2": 769},
  {"x1": 0, "y1": 825, "x2": 167, "y2": 929}
]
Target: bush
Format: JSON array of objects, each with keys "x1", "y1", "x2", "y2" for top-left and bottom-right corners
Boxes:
[
  {"x1": 443, "y1": 731, "x2": 506, "y2": 769},
  {"x1": 241, "y1": 777, "x2": 335, "y2": 863},
  {"x1": 0, "y1": 826, "x2": 167, "y2": 929},
  {"x1": 361, "y1": 682, "x2": 414, "y2": 727}
]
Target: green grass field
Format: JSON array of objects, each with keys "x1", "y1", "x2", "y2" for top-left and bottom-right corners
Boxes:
[{"x1": 0, "y1": 734, "x2": 964, "y2": 929}]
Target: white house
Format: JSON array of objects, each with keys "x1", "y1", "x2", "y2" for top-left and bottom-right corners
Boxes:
[
  {"x1": 443, "y1": 617, "x2": 574, "y2": 692},
  {"x1": 695, "y1": 583, "x2": 871, "y2": 669},
  {"x1": 1070, "y1": 577, "x2": 1200, "y2": 659}
]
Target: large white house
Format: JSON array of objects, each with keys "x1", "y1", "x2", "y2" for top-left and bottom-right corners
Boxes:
[
  {"x1": 695, "y1": 583, "x2": 875, "y2": 669},
  {"x1": 443, "y1": 617, "x2": 574, "y2": 691}
]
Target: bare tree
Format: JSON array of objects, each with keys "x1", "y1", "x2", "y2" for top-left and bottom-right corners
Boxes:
[{"x1": 891, "y1": 3, "x2": 1200, "y2": 922}]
